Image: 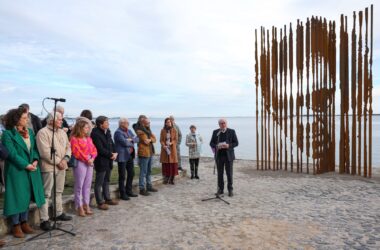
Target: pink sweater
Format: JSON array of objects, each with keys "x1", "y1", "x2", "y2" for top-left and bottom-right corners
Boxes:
[{"x1": 70, "y1": 136, "x2": 98, "y2": 163}]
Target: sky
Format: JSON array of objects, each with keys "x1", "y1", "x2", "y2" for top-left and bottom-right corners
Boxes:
[{"x1": 0, "y1": 0, "x2": 378, "y2": 118}]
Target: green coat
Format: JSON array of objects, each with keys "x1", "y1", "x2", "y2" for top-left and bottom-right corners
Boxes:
[{"x1": 1, "y1": 128, "x2": 45, "y2": 216}]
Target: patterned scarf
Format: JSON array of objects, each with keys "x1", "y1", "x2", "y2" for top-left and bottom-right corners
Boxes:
[{"x1": 17, "y1": 126, "x2": 29, "y2": 139}]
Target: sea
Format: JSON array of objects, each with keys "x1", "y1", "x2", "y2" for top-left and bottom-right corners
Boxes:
[{"x1": 67, "y1": 116, "x2": 380, "y2": 168}]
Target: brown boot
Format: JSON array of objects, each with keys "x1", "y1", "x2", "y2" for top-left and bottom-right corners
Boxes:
[
  {"x1": 12, "y1": 224, "x2": 24, "y2": 238},
  {"x1": 105, "y1": 199, "x2": 119, "y2": 205},
  {"x1": 77, "y1": 206, "x2": 86, "y2": 217},
  {"x1": 83, "y1": 204, "x2": 93, "y2": 215},
  {"x1": 97, "y1": 203, "x2": 109, "y2": 210},
  {"x1": 20, "y1": 222, "x2": 34, "y2": 234},
  {"x1": 0, "y1": 239, "x2": 5, "y2": 247}
]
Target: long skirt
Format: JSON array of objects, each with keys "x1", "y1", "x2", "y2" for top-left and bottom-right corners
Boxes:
[{"x1": 162, "y1": 163, "x2": 179, "y2": 177}]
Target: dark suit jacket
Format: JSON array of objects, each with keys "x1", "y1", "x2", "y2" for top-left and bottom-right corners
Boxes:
[
  {"x1": 209, "y1": 128, "x2": 239, "y2": 162},
  {"x1": 91, "y1": 127, "x2": 115, "y2": 172},
  {"x1": 30, "y1": 113, "x2": 42, "y2": 134}
]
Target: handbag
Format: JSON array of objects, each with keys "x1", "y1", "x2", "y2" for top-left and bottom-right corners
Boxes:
[{"x1": 68, "y1": 155, "x2": 77, "y2": 168}]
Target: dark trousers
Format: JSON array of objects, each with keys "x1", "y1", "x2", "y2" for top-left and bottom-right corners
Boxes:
[
  {"x1": 216, "y1": 154, "x2": 233, "y2": 192},
  {"x1": 118, "y1": 158, "x2": 135, "y2": 196},
  {"x1": 189, "y1": 158, "x2": 199, "y2": 177},
  {"x1": 94, "y1": 168, "x2": 111, "y2": 205}
]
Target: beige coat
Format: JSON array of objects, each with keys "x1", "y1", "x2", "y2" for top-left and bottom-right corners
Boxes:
[
  {"x1": 159, "y1": 128, "x2": 178, "y2": 163},
  {"x1": 36, "y1": 126, "x2": 71, "y2": 172}
]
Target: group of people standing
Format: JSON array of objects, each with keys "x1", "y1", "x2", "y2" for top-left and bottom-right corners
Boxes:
[{"x1": 0, "y1": 104, "x2": 238, "y2": 240}]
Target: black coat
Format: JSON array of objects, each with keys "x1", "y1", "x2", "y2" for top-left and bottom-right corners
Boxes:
[
  {"x1": 0, "y1": 142, "x2": 8, "y2": 160},
  {"x1": 91, "y1": 127, "x2": 115, "y2": 172},
  {"x1": 209, "y1": 128, "x2": 239, "y2": 162},
  {"x1": 30, "y1": 113, "x2": 42, "y2": 134}
]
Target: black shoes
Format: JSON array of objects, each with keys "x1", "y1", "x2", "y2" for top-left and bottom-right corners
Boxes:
[
  {"x1": 228, "y1": 191, "x2": 234, "y2": 197},
  {"x1": 126, "y1": 192, "x2": 138, "y2": 197},
  {"x1": 40, "y1": 221, "x2": 52, "y2": 231},
  {"x1": 195, "y1": 176, "x2": 200, "y2": 179},
  {"x1": 215, "y1": 190, "x2": 224, "y2": 196},
  {"x1": 55, "y1": 213, "x2": 73, "y2": 221},
  {"x1": 147, "y1": 187, "x2": 158, "y2": 192},
  {"x1": 139, "y1": 189, "x2": 150, "y2": 196},
  {"x1": 120, "y1": 195, "x2": 130, "y2": 200},
  {"x1": 191, "y1": 175, "x2": 194, "y2": 179}
]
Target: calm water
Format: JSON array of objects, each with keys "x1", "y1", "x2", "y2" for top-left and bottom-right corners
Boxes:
[{"x1": 69, "y1": 116, "x2": 380, "y2": 168}]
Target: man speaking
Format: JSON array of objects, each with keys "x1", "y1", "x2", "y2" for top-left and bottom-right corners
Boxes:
[{"x1": 210, "y1": 118, "x2": 239, "y2": 197}]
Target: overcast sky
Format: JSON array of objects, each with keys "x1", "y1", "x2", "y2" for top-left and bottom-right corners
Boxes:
[{"x1": 0, "y1": 0, "x2": 377, "y2": 117}]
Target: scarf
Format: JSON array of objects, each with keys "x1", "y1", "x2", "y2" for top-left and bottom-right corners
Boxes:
[
  {"x1": 141, "y1": 126, "x2": 152, "y2": 138},
  {"x1": 166, "y1": 129, "x2": 171, "y2": 145},
  {"x1": 17, "y1": 126, "x2": 29, "y2": 139}
]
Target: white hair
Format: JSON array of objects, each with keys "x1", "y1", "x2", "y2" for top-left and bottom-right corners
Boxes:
[
  {"x1": 119, "y1": 117, "x2": 129, "y2": 126},
  {"x1": 218, "y1": 118, "x2": 227, "y2": 124},
  {"x1": 47, "y1": 112, "x2": 62, "y2": 124},
  {"x1": 56, "y1": 105, "x2": 65, "y2": 114}
]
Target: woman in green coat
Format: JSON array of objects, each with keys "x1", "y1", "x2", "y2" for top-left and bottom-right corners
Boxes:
[{"x1": 2, "y1": 106, "x2": 45, "y2": 238}]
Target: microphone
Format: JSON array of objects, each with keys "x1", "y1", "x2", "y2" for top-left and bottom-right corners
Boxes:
[{"x1": 47, "y1": 97, "x2": 66, "y2": 102}]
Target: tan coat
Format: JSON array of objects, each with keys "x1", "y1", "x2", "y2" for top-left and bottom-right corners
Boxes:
[
  {"x1": 36, "y1": 126, "x2": 71, "y2": 172},
  {"x1": 136, "y1": 129, "x2": 157, "y2": 157},
  {"x1": 159, "y1": 128, "x2": 178, "y2": 163}
]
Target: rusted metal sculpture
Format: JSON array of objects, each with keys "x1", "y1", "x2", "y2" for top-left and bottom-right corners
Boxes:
[
  {"x1": 255, "y1": 29, "x2": 259, "y2": 170},
  {"x1": 358, "y1": 11, "x2": 363, "y2": 176},
  {"x1": 351, "y1": 12, "x2": 357, "y2": 175},
  {"x1": 284, "y1": 25, "x2": 288, "y2": 171},
  {"x1": 289, "y1": 24, "x2": 294, "y2": 172},
  {"x1": 364, "y1": 8, "x2": 369, "y2": 177},
  {"x1": 369, "y1": 5, "x2": 373, "y2": 178},
  {"x1": 305, "y1": 19, "x2": 311, "y2": 174},
  {"x1": 254, "y1": 5, "x2": 373, "y2": 178}
]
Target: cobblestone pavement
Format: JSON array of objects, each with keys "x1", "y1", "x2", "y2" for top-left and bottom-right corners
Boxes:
[{"x1": 4, "y1": 159, "x2": 380, "y2": 249}]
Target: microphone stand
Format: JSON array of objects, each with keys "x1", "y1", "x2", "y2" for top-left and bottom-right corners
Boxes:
[
  {"x1": 28, "y1": 99, "x2": 75, "y2": 241},
  {"x1": 202, "y1": 130, "x2": 230, "y2": 205}
]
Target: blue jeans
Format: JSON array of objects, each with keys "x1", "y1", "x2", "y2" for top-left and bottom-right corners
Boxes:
[
  {"x1": 138, "y1": 156, "x2": 152, "y2": 190},
  {"x1": 10, "y1": 211, "x2": 28, "y2": 226}
]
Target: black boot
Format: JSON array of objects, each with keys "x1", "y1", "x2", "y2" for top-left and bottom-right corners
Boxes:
[
  {"x1": 190, "y1": 165, "x2": 195, "y2": 179},
  {"x1": 169, "y1": 176, "x2": 175, "y2": 185},
  {"x1": 195, "y1": 166, "x2": 199, "y2": 179}
]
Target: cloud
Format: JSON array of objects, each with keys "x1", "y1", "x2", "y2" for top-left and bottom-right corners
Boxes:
[{"x1": 0, "y1": 0, "x2": 377, "y2": 117}]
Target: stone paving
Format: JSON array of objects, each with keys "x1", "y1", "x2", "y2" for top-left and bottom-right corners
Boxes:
[{"x1": 3, "y1": 158, "x2": 380, "y2": 249}]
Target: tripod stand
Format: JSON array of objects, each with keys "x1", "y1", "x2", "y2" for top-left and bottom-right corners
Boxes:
[
  {"x1": 28, "y1": 98, "x2": 75, "y2": 241},
  {"x1": 202, "y1": 131, "x2": 230, "y2": 205}
]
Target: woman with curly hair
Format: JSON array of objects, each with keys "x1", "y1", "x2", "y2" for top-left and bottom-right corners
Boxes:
[{"x1": 2, "y1": 106, "x2": 45, "y2": 238}]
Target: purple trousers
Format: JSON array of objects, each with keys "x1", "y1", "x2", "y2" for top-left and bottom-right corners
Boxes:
[{"x1": 73, "y1": 161, "x2": 93, "y2": 208}]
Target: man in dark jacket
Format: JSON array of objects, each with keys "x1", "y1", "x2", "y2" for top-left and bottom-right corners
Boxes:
[
  {"x1": 210, "y1": 118, "x2": 239, "y2": 197},
  {"x1": 19, "y1": 103, "x2": 42, "y2": 134},
  {"x1": 91, "y1": 116, "x2": 119, "y2": 210}
]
